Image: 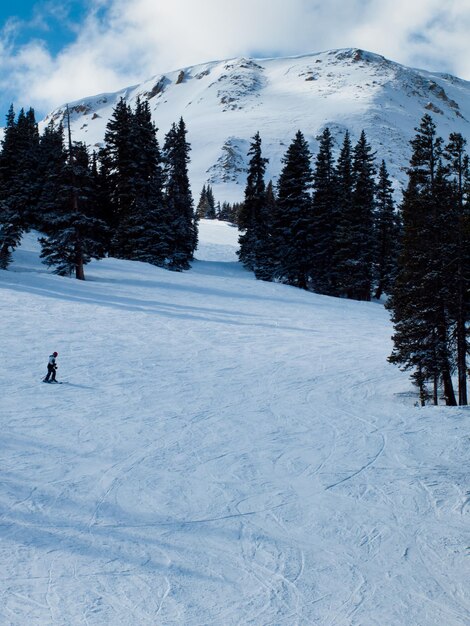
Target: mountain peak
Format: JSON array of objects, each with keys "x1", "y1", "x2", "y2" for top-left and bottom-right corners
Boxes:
[{"x1": 44, "y1": 49, "x2": 470, "y2": 202}]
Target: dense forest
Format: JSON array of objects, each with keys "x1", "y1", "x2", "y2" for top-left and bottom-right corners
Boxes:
[{"x1": 0, "y1": 99, "x2": 197, "y2": 277}]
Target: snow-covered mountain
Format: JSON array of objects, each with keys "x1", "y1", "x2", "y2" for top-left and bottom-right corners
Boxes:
[
  {"x1": 1, "y1": 222, "x2": 469, "y2": 624},
  {"x1": 43, "y1": 48, "x2": 470, "y2": 202}
]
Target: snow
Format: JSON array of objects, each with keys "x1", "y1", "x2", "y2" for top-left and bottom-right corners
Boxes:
[
  {"x1": 0, "y1": 220, "x2": 469, "y2": 625},
  {"x1": 42, "y1": 48, "x2": 470, "y2": 203}
]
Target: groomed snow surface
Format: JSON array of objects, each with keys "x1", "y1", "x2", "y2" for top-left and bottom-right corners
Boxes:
[{"x1": 1, "y1": 220, "x2": 469, "y2": 625}]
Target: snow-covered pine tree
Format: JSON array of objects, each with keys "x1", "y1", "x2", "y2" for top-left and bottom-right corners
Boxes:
[
  {"x1": 311, "y1": 127, "x2": 338, "y2": 295},
  {"x1": 270, "y1": 130, "x2": 314, "y2": 289},
  {"x1": 374, "y1": 160, "x2": 401, "y2": 299},
  {"x1": 163, "y1": 118, "x2": 197, "y2": 270},
  {"x1": 238, "y1": 132, "x2": 269, "y2": 273}
]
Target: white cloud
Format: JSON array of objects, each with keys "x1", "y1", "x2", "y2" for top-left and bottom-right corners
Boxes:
[{"x1": 0, "y1": 0, "x2": 469, "y2": 116}]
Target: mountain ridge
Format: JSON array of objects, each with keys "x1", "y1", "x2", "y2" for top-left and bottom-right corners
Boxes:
[{"x1": 43, "y1": 48, "x2": 470, "y2": 202}]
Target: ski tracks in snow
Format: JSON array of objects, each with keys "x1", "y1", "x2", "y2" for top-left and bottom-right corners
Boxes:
[{"x1": 1, "y1": 225, "x2": 469, "y2": 624}]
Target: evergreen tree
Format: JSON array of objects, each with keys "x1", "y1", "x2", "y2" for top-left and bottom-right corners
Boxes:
[
  {"x1": 196, "y1": 184, "x2": 216, "y2": 219},
  {"x1": 238, "y1": 132, "x2": 269, "y2": 272},
  {"x1": 333, "y1": 131, "x2": 354, "y2": 296},
  {"x1": 0, "y1": 106, "x2": 40, "y2": 268},
  {"x1": 39, "y1": 132, "x2": 106, "y2": 279},
  {"x1": 101, "y1": 98, "x2": 136, "y2": 256},
  {"x1": 121, "y1": 98, "x2": 167, "y2": 264},
  {"x1": 90, "y1": 150, "x2": 114, "y2": 252},
  {"x1": 219, "y1": 201, "x2": 241, "y2": 223},
  {"x1": 101, "y1": 98, "x2": 168, "y2": 264},
  {"x1": 444, "y1": 132, "x2": 470, "y2": 405},
  {"x1": 311, "y1": 127, "x2": 338, "y2": 294},
  {"x1": 388, "y1": 114, "x2": 457, "y2": 405},
  {"x1": 205, "y1": 185, "x2": 217, "y2": 219},
  {"x1": 36, "y1": 120, "x2": 67, "y2": 230},
  {"x1": 254, "y1": 180, "x2": 277, "y2": 281},
  {"x1": 343, "y1": 131, "x2": 376, "y2": 300},
  {"x1": 269, "y1": 130, "x2": 313, "y2": 288},
  {"x1": 374, "y1": 160, "x2": 401, "y2": 299},
  {"x1": 197, "y1": 185, "x2": 208, "y2": 219},
  {"x1": 14, "y1": 108, "x2": 41, "y2": 227},
  {"x1": 163, "y1": 118, "x2": 197, "y2": 270}
]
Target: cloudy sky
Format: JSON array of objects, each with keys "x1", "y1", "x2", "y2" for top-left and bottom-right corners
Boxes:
[{"x1": 0, "y1": 0, "x2": 469, "y2": 119}]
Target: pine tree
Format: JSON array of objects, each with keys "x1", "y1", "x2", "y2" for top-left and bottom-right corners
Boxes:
[
  {"x1": 122, "y1": 98, "x2": 167, "y2": 264},
  {"x1": 196, "y1": 184, "x2": 217, "y2": 219},
  {"x1": 238, "y1": 132, "x2": 269, "y2": 272},
  {"x1": 197, "y1": 185, "x2": 208, "y2": 219},
  {"x1": 39, "y1": 111, "x2": 106, "y2": 279},
  {"x1": 101, "y1": 98, "x2": 136, "y2": 256},
  {"x1": 219, "y1": 201, "x2": 240, "y2": 223},
  {"x1": 254, "y1": 180, "x2": 277, "y2": 280},
  {"x1": 90, "y1": 150, "x2": 114, "y2": 252},
  {"x1": 444, "y1": 132, "x2": 470, "y2": 405},
  {"x1": 0, "y1": 105, "x2": 40, "y2": 268},
  {"x1": 311, "y1": 127, "x2": 338, "y2": 294},
  {"x1": 100, "y1": 98, "x2": 168, "y2": 264},
  {"x1": 205, "y1": 185, "x2": 217, "y2": 219},
  {"x1": 15, "y1": 108, "x2": 41, "y2": 228},
  {"x1": 36, "y1": 120, "x2": 68, "y2": 229},
  {"x1": 344, "y1": 131, "x2": 376, "y2": 300},
  {"x1": 270, "y1": 131, "x2": 313, "y2": 288},
  {"x1": 163, "y1": 118, "x2": 197, "y2": 270},
  {"x1": 374, "y1": 160, "x2": 401, "y2": 299},
  {"x1": 388, "y1": 114, "x2": 457, "y2": 405},
  {"x1": 333, "y1": 131, "x2": 354, "y2": 296}
]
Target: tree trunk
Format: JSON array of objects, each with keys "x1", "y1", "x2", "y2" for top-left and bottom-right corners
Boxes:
[
  {"x1": 437, "y1": 308, "x2": 457, "y2": 406},
  {"x1": 441, "y1": 367, "x2": 457, "y2": 406},
  {"x1": 456, "y1": 239, "x2": 468, "y2": 405},
  {"x1": 75, "y1": 260, "x2": 85, "y2": 280}
]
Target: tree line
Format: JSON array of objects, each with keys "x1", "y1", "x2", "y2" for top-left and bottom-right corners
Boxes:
[
  {"x1": 196, "y1": 183, "x2": 241, "y2": 223},
  {"x1": 238, "y1": 128, "x2": 400, "y2": 300},
  {"x1": 388, "y1": 115, "x2": 470, "y2": 407},
  {"x1": 0, "y1": 98, "x2": 197, "y2": 277},
  {"x1": 238, "y1": 116, "x2": 470, "y2": 405}
]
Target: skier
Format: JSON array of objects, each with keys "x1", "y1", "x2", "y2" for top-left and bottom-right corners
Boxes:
[{"x1": 44, "y1": 351, "x2": 59, "y2": 383}]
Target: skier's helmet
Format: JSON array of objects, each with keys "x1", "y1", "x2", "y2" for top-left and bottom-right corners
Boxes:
[{"x1": 53, "y1": 351, "x2": 58, "y2": 357}]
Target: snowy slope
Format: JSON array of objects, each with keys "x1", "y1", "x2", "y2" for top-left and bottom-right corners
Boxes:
[
  {"x1": 43, "y1": 48, "x2": 470, "y2": 201},
  {"x1": 0, "y1": 221, "x2": 469, "y2": 625}
]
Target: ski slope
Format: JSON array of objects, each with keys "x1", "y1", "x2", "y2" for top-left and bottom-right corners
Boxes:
[{"x1": 0, "y1": 220, "x2": 469, "y2": 625}]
